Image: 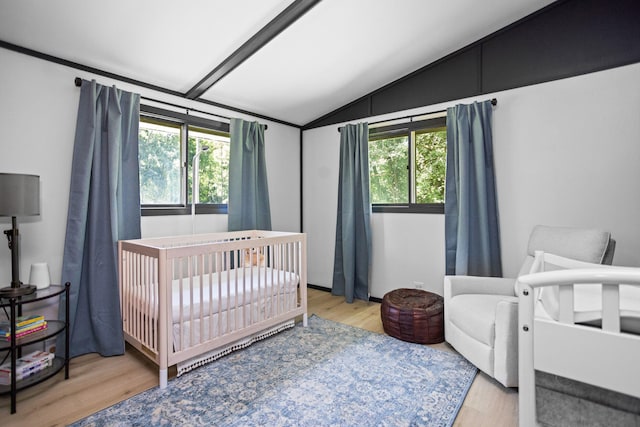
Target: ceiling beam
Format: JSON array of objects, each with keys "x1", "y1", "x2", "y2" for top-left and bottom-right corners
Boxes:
[{"x1": 185, "y1": 0, "x2": 322, "y2": 99}]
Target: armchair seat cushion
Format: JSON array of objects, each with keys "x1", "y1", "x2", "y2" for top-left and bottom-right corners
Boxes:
[{"x1": 449, "y1": 294, "x2": 518, "y2": 346}]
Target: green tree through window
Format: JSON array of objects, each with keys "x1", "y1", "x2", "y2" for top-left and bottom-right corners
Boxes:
[
  {"x1": 139, "y1": 119, "x2": 181, "y2": 204},
  {"x1": 368, "y1": 116, "x2": 446, "y2": 212},
  {"x1": 415, "y1": 128, "x2": 446, "y2": 204},
  {"x1": 369, "y1": 135, "x2": 408, "y2": 204},
  {"x1": 139, "y1": 109, "x2": 231, "y2": 214},
  {"x1": 187, "y1": 127, "x2": 230, "y2": 205}
]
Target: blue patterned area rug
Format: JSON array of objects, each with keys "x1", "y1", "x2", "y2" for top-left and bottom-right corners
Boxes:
[{"x1": 71, "y1": 315, "x2": 477, "y2": 427}]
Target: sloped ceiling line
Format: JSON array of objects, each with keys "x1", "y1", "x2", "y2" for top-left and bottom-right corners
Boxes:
[
  {"x1": 186, "y1": 0, "x2": 323, "y2": 100},
  {"x1": 0, "y1": 39, "x2": 182, "y2": 98}
]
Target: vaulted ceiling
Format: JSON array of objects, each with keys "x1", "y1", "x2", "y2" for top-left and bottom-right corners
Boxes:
[{"x1": 0, "y1": 0, "x2": 555, "y2": 126}]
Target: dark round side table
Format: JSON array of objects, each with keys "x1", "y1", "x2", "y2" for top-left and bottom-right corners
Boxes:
[{"x1": 380, "y1": 288, "x2": 444, "y2": 344}]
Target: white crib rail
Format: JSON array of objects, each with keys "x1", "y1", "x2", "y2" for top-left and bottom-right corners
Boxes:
[{"x1": 517, "y1": 253, "x2": 640, "y2": 427}]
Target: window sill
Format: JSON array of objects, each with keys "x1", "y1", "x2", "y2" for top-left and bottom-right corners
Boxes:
[
  {"x1": 141, "y1": 205, "x2": 228, "y2": 216},
  {"x1": 372, "y1": 204, "x2": 444, "y2": 214}
]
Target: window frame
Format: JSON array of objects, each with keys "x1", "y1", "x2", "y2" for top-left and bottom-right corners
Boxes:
[
  {"x1": 139, "y1": 105, "x2": 230, "y2": 216},
  {"x1": 369, "y1": 116, "x2": 446, "y2": 214}
]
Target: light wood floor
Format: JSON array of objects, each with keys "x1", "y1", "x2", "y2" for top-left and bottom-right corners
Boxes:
[{"x1": 0, "y1": 288, "x2": 517, "y2": 426}]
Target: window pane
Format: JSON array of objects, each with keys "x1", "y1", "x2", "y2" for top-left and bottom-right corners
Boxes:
[
  {"x1": 415, "y1": 128, "x2": 446, "y2": 204},
  {"x1": 369, "y1": 136, "x2": 409, "y2": 203},
  {"x1": 188, "y1": 127, "x2": 230, "y2": 204},
  {"x1": 139, "y1": 119, "x2": 182, "y2": 204}
]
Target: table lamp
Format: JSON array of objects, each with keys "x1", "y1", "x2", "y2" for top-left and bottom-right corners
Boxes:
[{"x1": 0, "y1": 173, "x2": 40, "y2": 297}]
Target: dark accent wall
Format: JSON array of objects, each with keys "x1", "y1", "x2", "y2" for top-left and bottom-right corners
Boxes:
[
  {"x1": 371, "y1": 47, "x2": 482, "y2": 115},
  {"x1": 303, "y1": 0, "x2": 640, "y2": 130}
]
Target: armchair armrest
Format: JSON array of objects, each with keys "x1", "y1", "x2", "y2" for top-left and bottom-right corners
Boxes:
[{"x1": 444, "y1": 275, "x2": 516, "y2": 300}]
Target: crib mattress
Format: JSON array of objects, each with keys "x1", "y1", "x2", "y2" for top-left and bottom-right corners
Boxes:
[
  {"x1": 169, "y1": 267, "x2": 298, "y2": 323},
  {"x1": 537, "y1": 284, "x2": 640, "y2": 334}
]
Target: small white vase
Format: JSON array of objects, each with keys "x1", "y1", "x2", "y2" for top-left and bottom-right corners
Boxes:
[{"x1": 29, "y1": 262, "x2": 51, "y2": 290}]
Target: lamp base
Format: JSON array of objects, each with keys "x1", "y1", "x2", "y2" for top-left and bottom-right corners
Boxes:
[{"x1": 0, "y1": 284, "x2": 36, "y2": 298}]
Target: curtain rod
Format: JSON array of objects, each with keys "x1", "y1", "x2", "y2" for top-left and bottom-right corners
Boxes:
[
  {"x1": 74, "y1": 77, "x2": 268, "y2": 129},
  {"x1": 337, "y1": 98, "x2": 497, "y2": 132}
]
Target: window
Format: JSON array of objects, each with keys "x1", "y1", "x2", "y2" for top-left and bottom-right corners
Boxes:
[
  {"x1": 368, "y1": 115, "x2": 446, "y2": 213},
  {"x1": 139, "y1": 118, "x2": 182, "y2": 205},
  {"x1": 138, "y1": 105, "x2": 230, "y2": 215},
  {"x1": 188, "y1": 127, "x2": 230, "y2": 205}
]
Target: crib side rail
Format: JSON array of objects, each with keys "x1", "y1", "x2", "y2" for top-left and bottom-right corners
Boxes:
[
  {"x1": 517, "y1": 267, "x2": 640, "y2": 427},
  {"x1": 121, "y1": 230, "x2": 297, "y2": 251}
]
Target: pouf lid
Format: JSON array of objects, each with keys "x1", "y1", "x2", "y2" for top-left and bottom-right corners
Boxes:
[{"x1": 384, "y1": 288, "x2": 443, "y2": 312}]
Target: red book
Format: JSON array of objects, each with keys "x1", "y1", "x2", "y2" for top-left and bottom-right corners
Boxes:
[{"x1": 2, "y1": 323, "x2": 47, "y2": 341}]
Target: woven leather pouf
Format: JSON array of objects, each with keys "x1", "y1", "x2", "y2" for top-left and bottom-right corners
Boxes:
[{"x1": 380, "y1": 288, "x2": 444, "y2": 344}]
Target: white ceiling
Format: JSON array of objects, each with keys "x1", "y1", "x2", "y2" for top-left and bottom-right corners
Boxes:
[{"x1": 0, "y1": 0, "x2": 555, "y2": 126}]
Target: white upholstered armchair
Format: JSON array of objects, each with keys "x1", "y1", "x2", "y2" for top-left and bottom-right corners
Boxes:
[{"x1": 443, "y1": 225, "x2": 615, "y2": 387}]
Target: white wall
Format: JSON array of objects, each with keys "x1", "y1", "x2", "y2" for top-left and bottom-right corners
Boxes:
[
  {"x1": 2, "y1": 45, "x2": 639, "y2": 302},
  {"x1": 303, "y1": 62, "x2": 640, "y2": 299},
  {"x1": 0, "y1": 47, "x2": 301, "y2": 289},
  {"x1": 493, "y1": 64, "x2": 640, "y2": 275}
]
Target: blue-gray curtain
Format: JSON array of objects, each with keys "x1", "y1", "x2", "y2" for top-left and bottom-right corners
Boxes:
[
  {"x1": 332, "y1": 123, "x2": 372, "y2": 303},
  {"x1": 60, "y1": 79, "x2": 141, "y2": 358},
  {"x1": 445, "y1": 100, "x2": 502, "y2": 277},
  {"x1": 228, "y1": 118, "x2": 271, "y2": 231}
]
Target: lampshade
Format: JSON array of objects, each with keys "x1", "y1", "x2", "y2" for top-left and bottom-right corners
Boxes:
[{"x1": 0, "y1": 173, "x2": 40, "y2": 217}]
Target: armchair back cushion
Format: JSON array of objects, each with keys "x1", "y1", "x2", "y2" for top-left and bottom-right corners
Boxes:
[{"x1": 517, "y1": 225, "x2": 614, "y2": 277}]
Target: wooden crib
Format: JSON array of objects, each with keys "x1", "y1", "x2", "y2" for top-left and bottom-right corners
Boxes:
[{"x1": 118, "y1": 230, "x2": 307, "y2": 388}]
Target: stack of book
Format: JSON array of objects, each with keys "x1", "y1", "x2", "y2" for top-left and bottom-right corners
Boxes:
[
  {"x1": 0, "y1": 314, "x2": 47, "y2": 341},
  {"x1": 0, "y1": 350, "x2": 56, "y2": 385}
]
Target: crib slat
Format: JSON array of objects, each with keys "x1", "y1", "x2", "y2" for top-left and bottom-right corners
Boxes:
[
  {"x1": 158, "y1": 248, "x2": 169, "y2": 388},
  {"x1": 601, "y1": 283, "x2": 620, "y2": 333},
  {"x1": 217, "y1": 252, "x2": 223, "y2": 338},
  {"x1": 207, "y1": 252, "x2": 213, "y2": 342},
  {"x1": 229, "y1": 251, "x2": 234, "y2": 335},
  {"x1": 137, "y1": 253, "x2": 143, "y2": 345},
  {"x1": 558, "y1": 285, "x2": 574, "y2": 324},
  {"x1": 132, "y1": 252, "x2": 138, "y2": 343},
  {"x1": 271, "y1": 244, "x2": 277, "y2": 315},
  {"x1": 150, "y1": 256, "x2": 158, "y2": 350}
]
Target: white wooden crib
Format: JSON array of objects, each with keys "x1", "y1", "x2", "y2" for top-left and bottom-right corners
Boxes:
[
  {"x1": 517, "y1": 251, "x2": 640, "y2": 426},
  {"x1": 118, "y1": 230, "x2": 307, "y2": 388}
]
